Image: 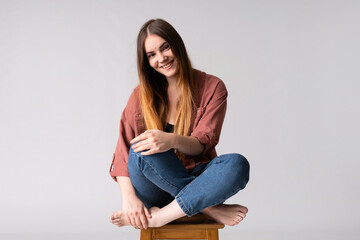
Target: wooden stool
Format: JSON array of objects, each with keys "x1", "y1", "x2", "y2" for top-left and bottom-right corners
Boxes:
[{"x1": 140, "y1": 213, "x2": 224, "y2": 240}]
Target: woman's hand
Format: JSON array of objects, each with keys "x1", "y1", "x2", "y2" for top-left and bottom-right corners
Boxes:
[
  {"x1": 130, "y1": 129, "x2": 174, "y2": 155},
  {"x1": 122, "y1": 194, "x2": 152, "y2": 229}
]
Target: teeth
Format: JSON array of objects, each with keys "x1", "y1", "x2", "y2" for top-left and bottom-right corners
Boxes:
[{"x1": 162, "y1": 61, "x2": 172, "y2": 68}]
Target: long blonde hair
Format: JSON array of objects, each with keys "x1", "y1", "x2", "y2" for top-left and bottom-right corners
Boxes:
[{"x1": 137, "y1": 19, "x2": 195, "y2": 140}]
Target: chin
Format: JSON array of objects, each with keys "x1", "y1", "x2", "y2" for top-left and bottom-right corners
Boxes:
[{"x1": 165, "y1": 71, "x2": 177, "y2": 79}]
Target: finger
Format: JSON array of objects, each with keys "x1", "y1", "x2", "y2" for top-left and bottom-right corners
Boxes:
[
  {"x1": 140, "y1": 214, "x2": 148, "y2": 229},
  {"x1": 141, "y1": 149, "x2": 158, "y2": 156},
  {"x1": 144, "y1": 207, "x2": 152, "y2": 218},
  {"x1": 131, "y1": 131, "x2": 151, "y2": 144},
  {"x1": 132, "y1": 138, "x2": 151, "y2": 150},
  {"x1": 134, "y1": 216, "x2": 143, "y2": 229},
  {"x1": 128, "y1": 216, "x2": 136, "y2": 227},
  {"x1": 133, "y1": 142, "x2": 151, "y2": 153},
  {"x1": 130, "y1": 135, "x2": 144, "y2": 145}
]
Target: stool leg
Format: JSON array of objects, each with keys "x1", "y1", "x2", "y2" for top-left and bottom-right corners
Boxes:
[
  {"x1": 140, "y1": 229, "x2": 152, "y2": 240},
  {"x1": 206, "y1": 229, "x2": 219, "y2": 240}
]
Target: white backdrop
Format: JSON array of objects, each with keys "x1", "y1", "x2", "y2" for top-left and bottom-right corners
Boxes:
[{"x1": 1, "y1": 0, "x2": 359, "y2": 239}]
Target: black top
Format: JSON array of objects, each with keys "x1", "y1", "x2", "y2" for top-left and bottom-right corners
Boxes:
[{"x1": 164, "y1": 123, "x2": 174, "y2": 133}]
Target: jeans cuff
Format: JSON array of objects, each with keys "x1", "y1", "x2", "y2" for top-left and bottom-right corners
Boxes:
[{"x1": 175, "y1": 195, "x2": 192, "y2": 217}]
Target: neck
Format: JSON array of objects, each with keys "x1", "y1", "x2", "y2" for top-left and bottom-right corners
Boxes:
[{"x1": 166, "y1": 76, "x2": 178, "y2": 88}]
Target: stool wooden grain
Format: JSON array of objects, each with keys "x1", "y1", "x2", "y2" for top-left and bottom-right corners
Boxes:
[{"x1": 140, "y1": 213, "x2": 224, "y2": 240}]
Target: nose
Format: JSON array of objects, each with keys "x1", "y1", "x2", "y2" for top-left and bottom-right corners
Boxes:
[{"x1": 157, "y1": 52, "x2": 167, "y2": 63}]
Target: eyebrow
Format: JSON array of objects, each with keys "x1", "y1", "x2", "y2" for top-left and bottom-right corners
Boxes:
[{"x1": 146, "y1": 41, "x2": 168, "y2": 54}]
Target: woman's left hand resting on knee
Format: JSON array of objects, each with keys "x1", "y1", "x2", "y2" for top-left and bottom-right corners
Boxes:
[{"x1": 130, "y1": 129, "x2": 204, "y2": 156}]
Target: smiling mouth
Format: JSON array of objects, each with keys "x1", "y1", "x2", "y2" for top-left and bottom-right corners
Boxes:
[{"x1": 161, "y1": 60, "x2": 174, "y2": 70}]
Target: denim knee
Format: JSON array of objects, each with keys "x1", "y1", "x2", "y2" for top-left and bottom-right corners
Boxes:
[
  {"x1": 128, "y1": 146, "x2": 172, "y2": 171},
  {"x1": 229, "y1": 153, "x2": 250, "y2": 189},
  {"x1": 128, "y1": 146, "x2": 142, "y2": 169},
  {"x1": 128, "y1": 145, "x2": 195, "y2": 198}
]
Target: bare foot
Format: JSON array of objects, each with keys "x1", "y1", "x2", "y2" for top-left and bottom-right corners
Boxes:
[
  {"x1": 110, "y1": 207, "x2": 161, "y2": 228},
  {"x1": 109, "y1": 210, "x2": 131, "y2": 227},
  {"x1": 202, "y1": 204, "x2": 248, "y2": 226}
]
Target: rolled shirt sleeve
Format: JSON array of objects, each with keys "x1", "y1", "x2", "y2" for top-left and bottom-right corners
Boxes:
[
  {"x1": 109, "y1": 88, "x2": 139, "y2": 181},
  {"x1": 191, "y1": 78, "x2": 227, "y2": 154}
]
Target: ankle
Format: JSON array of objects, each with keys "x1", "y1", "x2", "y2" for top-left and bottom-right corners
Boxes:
[
  {"x1": 148, "y1": 215, "x2": 161, "y2": 228},
  {"x1": 202, "y1": 206, "x2": 214, "y2": 215}
]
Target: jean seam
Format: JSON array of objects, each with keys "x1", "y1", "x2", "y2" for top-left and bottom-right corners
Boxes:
[
  {"x1": 192, "y1": 184, "x2": 244, "y2": 214},
  {"x1": 176, "y1": 158, "x2": 219, "y2": 215},
  {"x1": 177, "y1": 156, "x2": 216, "y2": 198},
  {"x1": 177, "y1": 154, "x2": 246, "y2": 215},
  {"x1": 175, "y1": 195, "x2": 191, "y2": 216}
]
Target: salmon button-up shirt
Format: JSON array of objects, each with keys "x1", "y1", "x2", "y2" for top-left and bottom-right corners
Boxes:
[{"x1": 110, "y1": 70, "x2": 228, "y2": 181}]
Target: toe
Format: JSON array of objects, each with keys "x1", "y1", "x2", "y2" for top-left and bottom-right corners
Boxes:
[
  {"x1": 235, "y1": 216, "x2": 243, "y2": 223},
  {"x1": 240, "y1": 206, "x2": 248, "y2": 213},
  {"x1": 113, "y1": 211, "x2": 122, "y2": 218},
  {"x1": 238, "y1": 211, "x2": 246, "y2": 218},
  {"x1": 229, "y1": 220, "x2": 238, "y2": 226}
]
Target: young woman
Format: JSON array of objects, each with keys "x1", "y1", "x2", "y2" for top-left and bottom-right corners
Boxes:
[{"x1": 110, "y1": 19, "x2": 250, "y2": 229}]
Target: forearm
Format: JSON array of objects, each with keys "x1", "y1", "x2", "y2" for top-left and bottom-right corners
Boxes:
[
  {"x1": 172, "y1": 134, "x2": 204, "y2": 156},
  {"x1": 115, "y1": 176, "x2": 151, "y2": 229},
  {"x1": 116, "y1": 176, "x2": 138, "y2": 199}
]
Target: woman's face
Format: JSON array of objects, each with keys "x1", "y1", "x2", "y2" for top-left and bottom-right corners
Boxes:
[{"x1": 144, "y1": 34, "x2": 178, "y2": 81}]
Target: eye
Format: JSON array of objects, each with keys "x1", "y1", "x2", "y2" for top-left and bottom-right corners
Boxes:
[
  {"x1": 163, "y1": 44, "x2": 170, "y2": 51},
  {"x1": 147, "y1": 53, "x2": 155, "y2": 59}
]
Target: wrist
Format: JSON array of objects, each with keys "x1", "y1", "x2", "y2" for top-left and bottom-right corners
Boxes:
[
  {"x1": 171, "y1": 133, "x2": 179, "y2": 150},
  {"x1": 122, "y1": 192, "x2": 138, "y2": 201}
]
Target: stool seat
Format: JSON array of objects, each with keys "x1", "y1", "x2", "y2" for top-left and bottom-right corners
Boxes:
[{"x1": 140, "y1": 213, "x2": 225, "y2": 240}]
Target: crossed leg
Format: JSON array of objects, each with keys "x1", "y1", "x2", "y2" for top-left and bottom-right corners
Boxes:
[
  {"x1": 110, "y1": 150, "x2": 250, "y2": 228},
  {"x1": 110, "y1": 200, "x2": 248, "y2": 228}
]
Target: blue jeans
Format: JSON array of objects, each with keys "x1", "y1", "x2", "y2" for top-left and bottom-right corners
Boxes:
[{"x1": 128, "y1": 147, "x2": 250, "y2": 216}]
